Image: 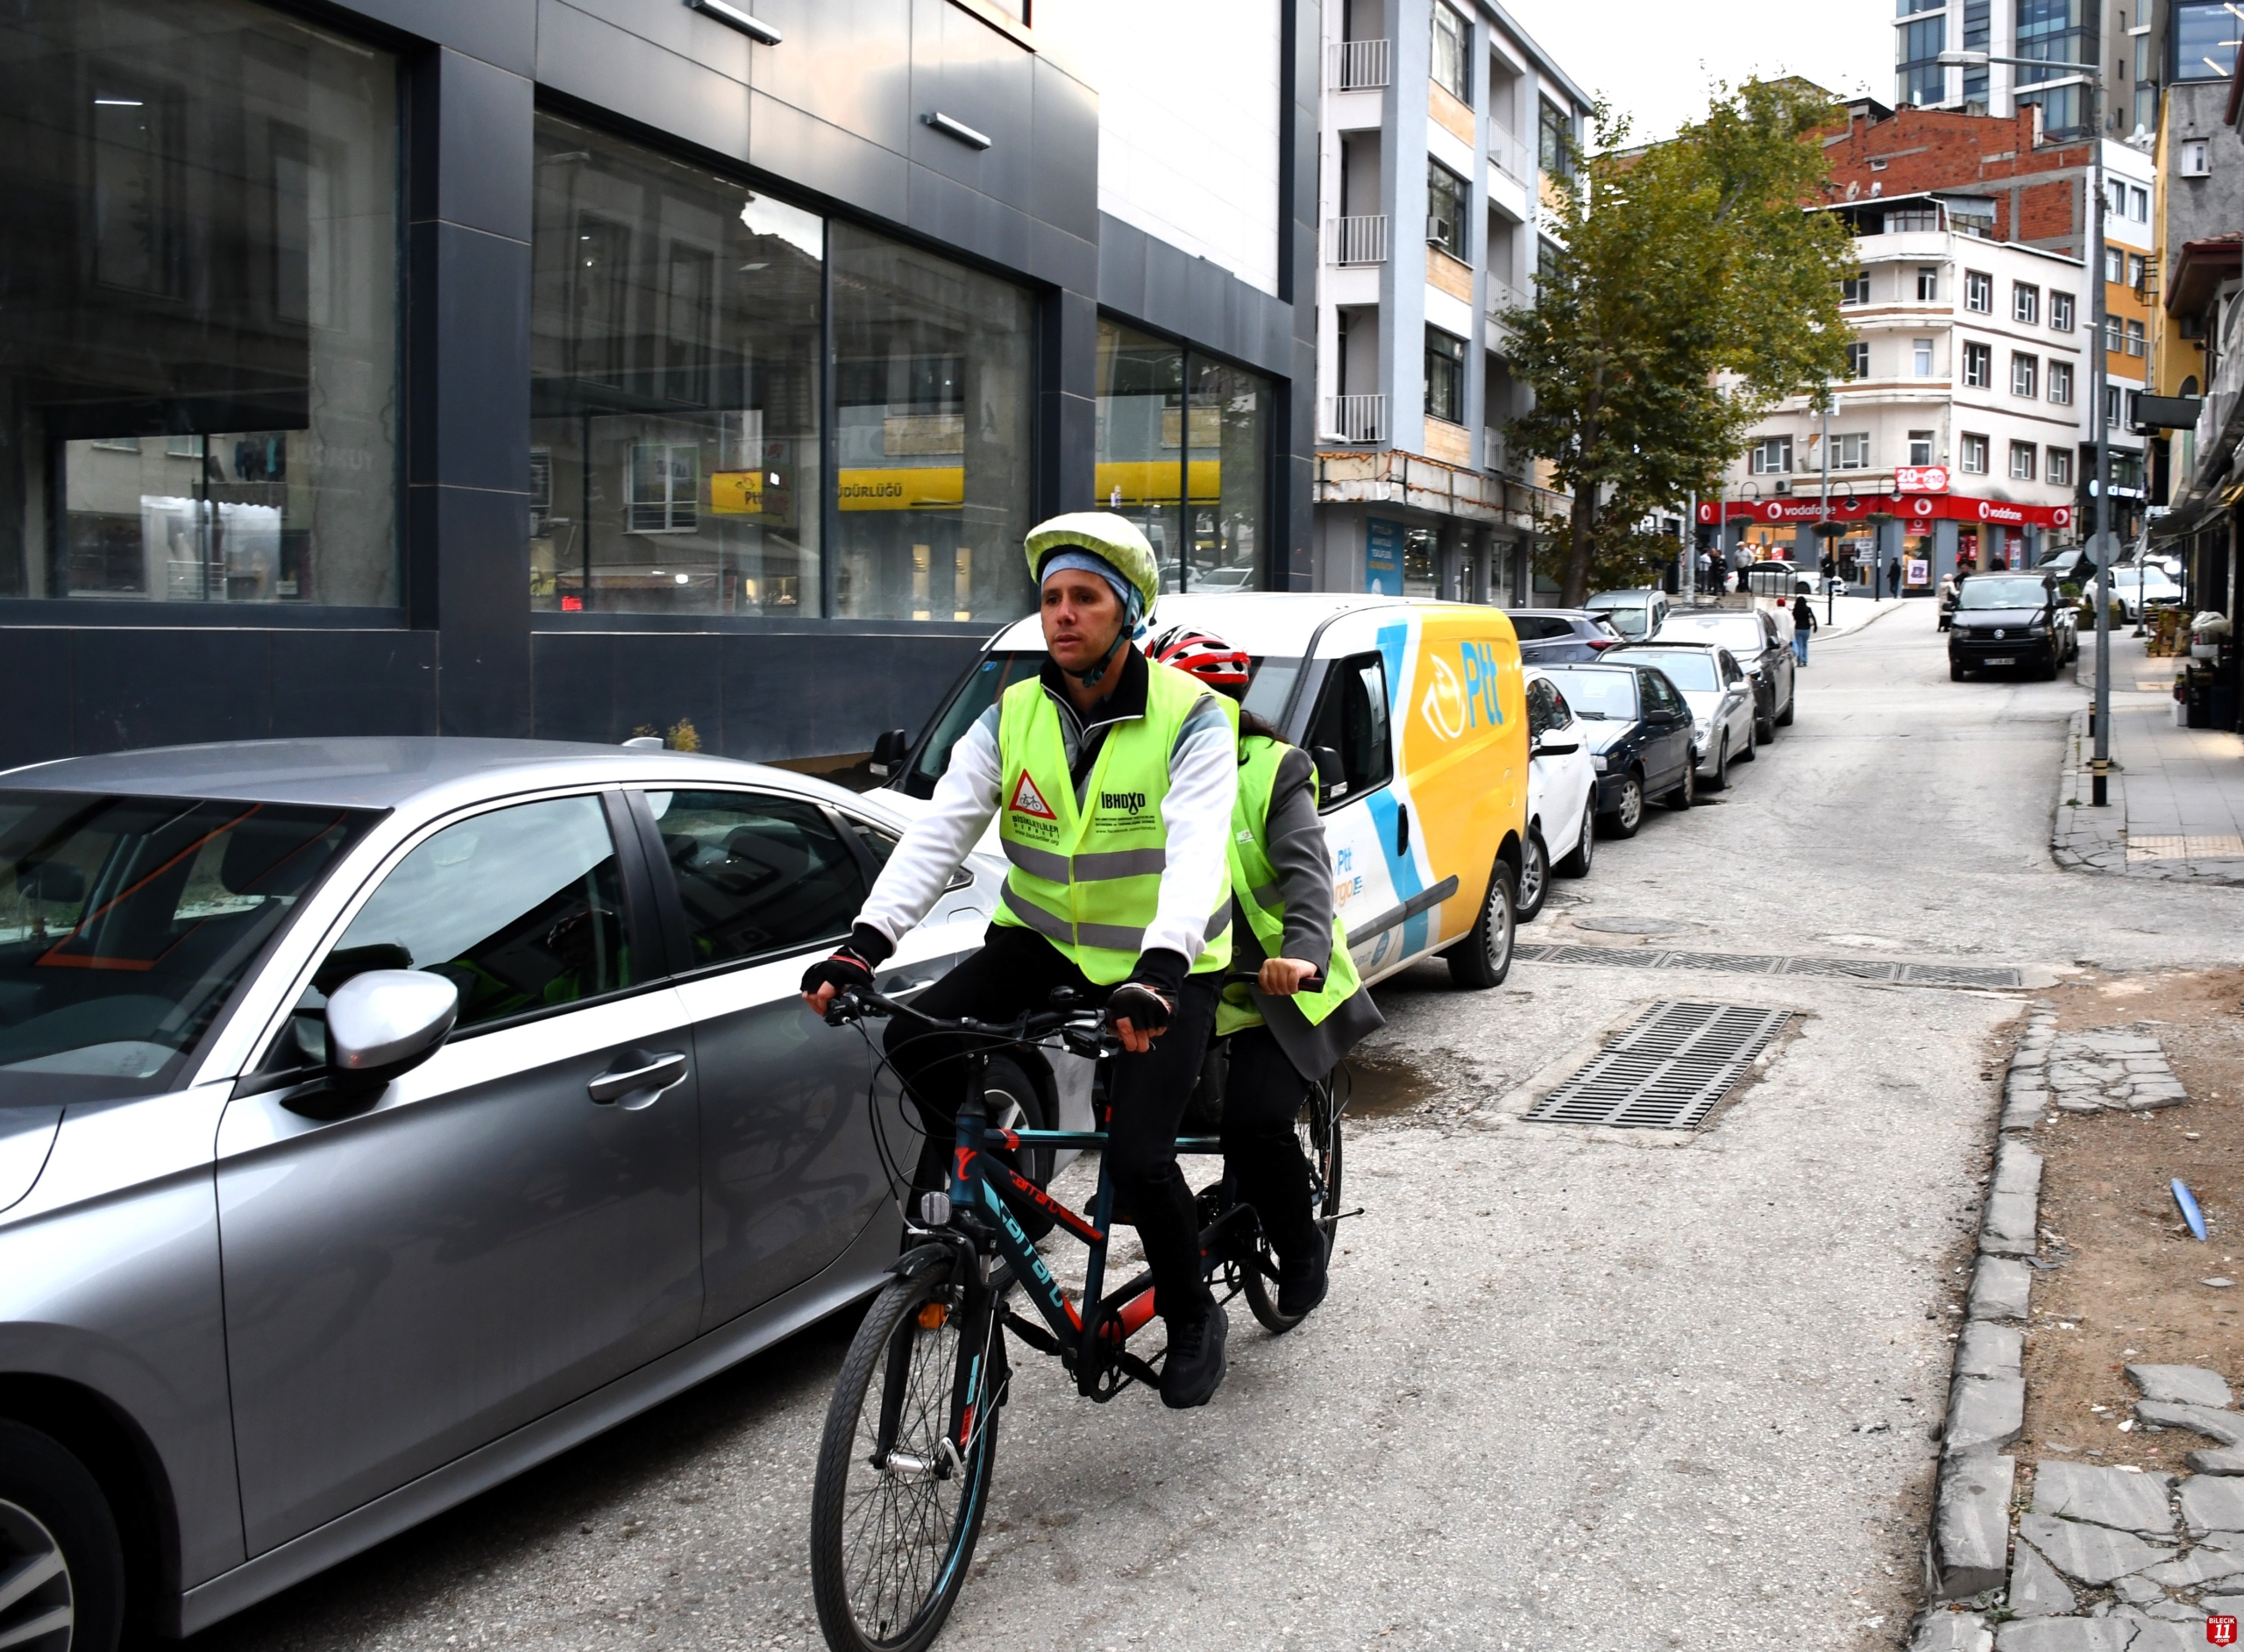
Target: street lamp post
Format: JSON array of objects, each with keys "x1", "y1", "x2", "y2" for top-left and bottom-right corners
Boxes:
[{"x1": 1941, "y1": 47, "x2": 2112, "y2": 804}]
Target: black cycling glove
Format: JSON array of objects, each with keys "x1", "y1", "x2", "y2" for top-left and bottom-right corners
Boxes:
[
  {"x1": 1104, "y1": 947, "x2": 1188, "y2": 1037},
  {"x1": 800, "y1": 925, "x2": 893, "y2": 997}
]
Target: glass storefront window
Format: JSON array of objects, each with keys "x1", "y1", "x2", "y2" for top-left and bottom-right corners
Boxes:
[
  {"x1": 0, "y1": 0, "x2": 399, "y2": 605},
  {"x1": 831, "y1": 225, "x2": 1033, "y2": 621},
  {"x1": 530, "y1": 115, "x2": 824, "y2": 616},
  {"x1": 1095, "y1": 318, "x2": 1268, "y2": 593}
]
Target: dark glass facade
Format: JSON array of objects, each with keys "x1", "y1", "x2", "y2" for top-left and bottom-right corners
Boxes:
[{"x1": 2014, "y1": 0, "x2": 2094, "y2": 136}]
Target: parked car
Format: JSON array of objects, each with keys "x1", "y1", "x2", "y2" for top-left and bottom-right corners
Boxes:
[
  {"x1": 883, "y1": 592, "x2": 1531, "y2": 989},
  {"x1": 1508, "y1": 608, "x2": 1624, "y2": 666},
  {"x1": 1606, "y1": 642, "x2": 1757, "y2": 791},
  {"x1": 0, "y1": 738, "x2": 1025, "y2": 1639},
  {"x1": 1538, "y1": 662, "x2": 1697, "y2": 838},
  {"x1": 1521, "y1": 669, "x2": 1601, "y2": 916},
  {"x1": 1949, "y1": 574, "x2": 2073, "y2": 679},
  {"x1": 2109, "y1": 564, "x2": 2184, "y2": 620},
  {"x1": 1581, "y1": 588, "x2": 1672, "y2": 642},
  {"x1": 1649, "y1": 607, "x2": 1796, "y2": 741},
  {"x1": 1743, "y1": 558, "x2": 1814, "y2": 598}
]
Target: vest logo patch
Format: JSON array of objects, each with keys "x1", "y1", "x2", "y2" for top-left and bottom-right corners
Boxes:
[
  {"x1": 1008, "y1": 772, "x2": 1057, "y2": 820},
  {"x1": 1100, "y1": 789, "x2": 1149, "y2": 815}
]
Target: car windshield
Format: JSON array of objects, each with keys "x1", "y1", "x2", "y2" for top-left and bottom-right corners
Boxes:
[
  {"x1": 1957, "y1": 578, "x2": 2049, "y2": 611},
  {"x1": 1618, "y1": 651, "x2": 1718, "y2": 691},
  {"x1": 0, "y1": 792, "x2": 373, "y2": 1103},
  {"x1": 1658, "y1": 617, "x2": 1763, "y2": 654},
  {"x1": 1543, "y1": 670, "x2": 1638, "y2": 719}
]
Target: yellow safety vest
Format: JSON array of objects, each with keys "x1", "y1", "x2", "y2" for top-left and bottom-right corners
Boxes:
[
  {"x1": 1217, "y1": 734, "x2": 1365, "y2": 1037},
  {"x1": 992, "y1": 662, "x2": 1232, "y2": 984}
]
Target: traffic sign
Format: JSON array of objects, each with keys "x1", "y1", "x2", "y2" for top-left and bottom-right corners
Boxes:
[{"x1": 2084, "y1": 531, "x2": 2124, "y2": 567}]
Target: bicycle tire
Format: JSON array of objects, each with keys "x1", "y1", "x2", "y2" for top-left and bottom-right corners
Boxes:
[
  {"x1": 810, "y1": 1274, "x2": 999, "y2": 1652},
  {"x1": 1241, "y1": 1071, "x2": 1346, "y2": 1334}
]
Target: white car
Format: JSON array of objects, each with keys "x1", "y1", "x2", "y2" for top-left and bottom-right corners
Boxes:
[
  {"x1": 2109, "y1": 564, "x2": 2183, "y2": 620},
  {"x1": 1521, "y1": 668, "x2": 1601, "y2": 919},
  {"x1": 1606, "y1": 642, "x2": 1758, "y2": 791}
]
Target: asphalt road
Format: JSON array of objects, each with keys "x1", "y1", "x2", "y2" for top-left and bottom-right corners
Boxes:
[{"x1": 188, "y1": 604, "x2": 2244, "y2": 1652}]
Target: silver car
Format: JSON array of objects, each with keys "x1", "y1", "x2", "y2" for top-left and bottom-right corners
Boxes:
[
  {"x1": 0, "y1": 738, "x2": 1014, "y2": 1643},
  {"x1": 1603, "y1": 643, "x2": 1758, "y2": 791}
]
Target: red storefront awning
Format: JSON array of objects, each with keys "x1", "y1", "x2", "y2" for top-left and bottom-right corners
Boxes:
[{"x1": 1698, "y1": 494, "x2": 2073, "y2": 530}]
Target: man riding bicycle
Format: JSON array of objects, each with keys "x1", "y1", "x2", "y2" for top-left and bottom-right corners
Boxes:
[{"x1": 802, "y1": 513, "x2": 1239, "y2": 1409}]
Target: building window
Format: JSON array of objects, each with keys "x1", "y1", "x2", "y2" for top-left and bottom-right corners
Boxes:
[
  {"x1": 1917, "y1": 266, "x2": 1940, "y2": 301},
  {"x1": 2104, "y1": 247, "x2": 2122, "y2": 281},
  {"x1": 2104, "y1": 314, "x2": 2123, "y2": 351},
  {"x1": 1095, "y1": 320, "x2": 1268, "y2": 594},
  {"x1": 2126, "y1": 318, "x2": 2147, "y2": 356},
  {"x1": 1431, "y1": 3, "x2": 1471, "y2": 103},
  {"x1": 1911, "y1": 338, "x2": 1935, "y2": 376},
  {"x1": 1842, "y1": 269, "x2": 1871, "y2": 304},
  {"x1": 1, "y1": 0, "x2": 401, "y2": 606},
  {"x1": 1749, "y1": 436, "x2": 1793, "y2": 474},
  {"x1": 1424, "y1": 326, "x2": 1466, "y2": 424},
  {"x1": 2013, "y1": 283, "x2": 2041, "y2": 323},
  {"x1": 1963, "y1": 341, "x2": 1993, "y2": 387},
  {"x1": 2176, "y1": 0, "x2": 2242, "y2": 80},
  {"x1": 2127, "y1": 388, "x2": 2144, "y2": 427},
  {"x1": 628, "y1": 444, "x2": 699, "y2": 533},
  {"x1": 2104, "y1": 384, "x2": 2122, "y2": 427},
  {"x1": 2007, "y1": 441, "x2": 2035, "y2": 480},
  {"x1": 1427, "y1": 162, "x2": 1469, "y2": 259},
  {"x1": 1960, "y1": 431, "x2": 1990, "y2": 474},
  {"x1": 1831, "y1": 432, "x2": 1871, "y2": 470},
  {"x1": 2011, "y1": 353, "x2": 2038, "y2": 398},
  {"x1": 2048, "y1": 359, "x2": 2074, "y2": 404},
  {"x1": 1885, "y1": 207, "x2": 1940, "y2": 233},
  {"x1": 1538, "y1": 96, "x2": 1573, "y2": 178},
  {"x1": 1965, "y1": 270, "x2": 1992, "y2": 312},
  {"x1": 1962, "y1": 0, "x2": 1991, "y2": 100},
  {"x1": 2047, "y1": 446, "x2": 2072, "y2": 486},
  {"x1": 2050, "y1": 292, "x2": 2075, "y2": 330},
  {"x1": 1898, "y1": 13, "x2": 1947, "y2": 106},
  {"x1": 2015, "y1": 0, "x2": 2091, "y2": 139},
  {"x1": 2127, "y1": 254, "x2": 2148, "y2": 288},
  {"x1": 1845, "y1": 340, "x2": 1871, "y2": 379},
  {"x1": 1908, "y1": 429, "x2": 1935, "y2": 465}
]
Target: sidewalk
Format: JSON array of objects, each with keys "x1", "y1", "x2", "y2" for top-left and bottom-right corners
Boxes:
[
  {"x1": 2051, "y1": 629, "x2": 2244, "y2": 885},
  {"x1": 1669, "y1": 591, "x2": 1907, "y2": 637}
]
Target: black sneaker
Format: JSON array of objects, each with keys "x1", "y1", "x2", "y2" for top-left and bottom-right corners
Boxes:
[
  {"x1": 1159, "y1": 1302, "x2": 1228, "y2": 1409},
  {"x1": 1277, "y1": 1241, "x2": 1330, "y2": 1319}
]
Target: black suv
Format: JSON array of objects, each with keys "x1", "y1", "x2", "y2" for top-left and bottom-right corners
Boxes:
[{"x1": 1949, "y1": 574, "x2": 2072, "y2": 680}]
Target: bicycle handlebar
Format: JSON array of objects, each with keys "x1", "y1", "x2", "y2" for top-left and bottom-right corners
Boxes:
[{"x1": 823, "y1": 984, "x2": 1120, "y2": 1059}]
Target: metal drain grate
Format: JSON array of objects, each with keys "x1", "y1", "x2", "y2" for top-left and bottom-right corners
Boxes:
[
  {"x1": 1524, "y1": 1001, "x2": 1793, "y2": 1130},
  {"x1": 1511, "y1": 945, "x2": 2021, "y2": 989}
]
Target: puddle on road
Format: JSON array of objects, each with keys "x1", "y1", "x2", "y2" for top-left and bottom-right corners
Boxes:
[{"x1": 1344, "y1": 1052, "x2": 1445, "y2": 1117}]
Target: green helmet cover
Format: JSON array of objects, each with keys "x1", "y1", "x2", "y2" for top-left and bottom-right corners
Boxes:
[{"x1": 1024, "y1": 512, "x2": 1161, "y2": 614}]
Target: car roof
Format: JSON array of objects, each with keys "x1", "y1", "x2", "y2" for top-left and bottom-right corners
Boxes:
[
  {"x1": 983, "y1": 591, "x2": 1499, "y2": 656},
  {"x1": 0, "y1": 736, "x2": 886, "y2": 819},
  {"x1": 1583, "y1": 589, "x2": 1658, "y2": 603}
]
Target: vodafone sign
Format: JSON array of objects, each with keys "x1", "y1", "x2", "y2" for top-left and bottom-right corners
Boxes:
[
  {"x1": 1895, "y1": 464, "x2": 1949, "y2": 493},
  {"x1": 1701, "y1": 493, "x2": 2072, "y2": 529}
]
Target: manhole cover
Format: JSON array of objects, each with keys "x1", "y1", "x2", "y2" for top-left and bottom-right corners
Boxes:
[
  {"x1": 1523, "y1": 1001, "x2": 1793, "y2": 1130},
  {"x1": 1570, "y1": 916, "x2": 1694, "y2": 935}
]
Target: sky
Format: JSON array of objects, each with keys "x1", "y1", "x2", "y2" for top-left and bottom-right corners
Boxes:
[{"x1": 1507, "y1": 0, "x2": 1896, "y2": 144}]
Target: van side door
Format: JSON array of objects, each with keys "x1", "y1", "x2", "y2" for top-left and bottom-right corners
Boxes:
[{"x1": 1301, "y1": 652, "x2": 1412, "y2": 978}]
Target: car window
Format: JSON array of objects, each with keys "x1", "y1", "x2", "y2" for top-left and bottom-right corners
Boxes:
[
  {"x1": 270, "y1": 795, "x2": 633, "y2": 1069},
  {"x1": 1525, "y1": 677, "x2": 1558, "y2": 736},
  {"x1": 0, "y1": 793, "x2": 371, "y2": 1100},
  {"x1": 1719, "y1": 649, "x2": 1742, "y2": 684},
  {"x1": 646, "y1": 791, "x2": 866, "y2": 969},
  {"x1": 1306, "y1": 653, "x2": 1393, "y2": 808},
  {"x1": 905, "y1": 651, "x2": 1040, "y2": 798},
  {"x1": 1637, "y1": 670, "x2": 1675, "y2": 716},
  {"x1": 1545, "y1": 682, "x2": 1574, "y2": 729}
]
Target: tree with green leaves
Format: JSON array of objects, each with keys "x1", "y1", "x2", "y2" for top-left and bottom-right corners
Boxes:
[{"x1": 1501, "y1": 79, "x2": 1857, "y2": 606}]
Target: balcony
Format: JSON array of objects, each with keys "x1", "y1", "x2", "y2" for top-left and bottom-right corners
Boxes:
[
  {"x1": 1324, "y1": 394, "x2": 1388, "y2": 443},
  {"x1": 1327, "y1": 38, "x2": 1390, "y2": 90},
  {"x1": 1488, "y1": 124, "x2": 1530, "y2": 183},
  {"x1": 1326, "y1": 214, "x2": 1390, "y2": 266},
  {"x1": 1486, "y1": 274, "x2": 1530, "y2": 317}
]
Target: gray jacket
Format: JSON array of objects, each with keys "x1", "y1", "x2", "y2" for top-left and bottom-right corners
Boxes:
[{"x1": 1230, "y1": 745, "x2": 1385, "y2": 1081}]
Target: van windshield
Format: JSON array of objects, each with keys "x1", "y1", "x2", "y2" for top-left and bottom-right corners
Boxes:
[{"x1": 1956, "y1": 578, "x2": 2049, "y2": 611}]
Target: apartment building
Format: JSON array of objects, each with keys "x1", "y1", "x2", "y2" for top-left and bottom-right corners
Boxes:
[
  {"x1": 1310, "y1": 0, "x2": 1588, "y2": 604},
  {"x1": 1712, "y1": 195, "x2": 2084, "y2": 592},
  {"x1": 1893, "y1": 0, "x2": 2162, "y2": 140}
]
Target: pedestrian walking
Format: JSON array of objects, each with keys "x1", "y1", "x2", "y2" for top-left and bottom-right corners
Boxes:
[
  {"x1": 1887, "y1": 558, "x2": 1902, "y2": 598},
  {"x1": 1791, "y1": 593, "x2": 1815, "y2": 666}
]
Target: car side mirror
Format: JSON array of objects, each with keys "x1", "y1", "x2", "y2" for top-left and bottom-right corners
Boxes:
[
  {"x1": 325, "y1": 969, "x2": 458, "y2": 1095},
  {"x1": 868, "y1": 728, "x2": 911, "y2": 778},
  {"x1": 1531, "y1": 741, "x2": 1580, "y2": 759},
  {"x1": 1310, "y1": 746, "x2": 1346, "y2": 796}
]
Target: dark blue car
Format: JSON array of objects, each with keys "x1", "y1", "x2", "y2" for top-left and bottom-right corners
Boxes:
[{"x1": 1537, "y1": 663, "x2": 1698, "y2": 837}]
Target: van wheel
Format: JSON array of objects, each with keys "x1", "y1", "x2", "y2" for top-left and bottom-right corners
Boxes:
[
  {"x1": 1516, "y1": 831, "x2": 1550, "y2": 923},
  {"x1": 1446, "y1": 861, "x2": 1516, "y2": 989},
  {"x1": 0, "y1": 1421, "x2": 125, "y2": 1652},
  {"x1": 1949, "y1": 659, "x2": 1967, "y2": 682}
]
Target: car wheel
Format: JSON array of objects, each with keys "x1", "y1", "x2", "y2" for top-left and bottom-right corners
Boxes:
[
  {"x1": 1775, "y1": 688, "x2": 1795, "y2": 727},
  {"x1": 1445, "y1": 861, "x2": 1516, "y2": 990},
  {"x1": 1754, "y1": 711, "x2": 1775, "y2": 743},
  {"x1": 1555, "y1": 797, "x2": 1596, "y2": 876},
  {"x1": 1516, "y1": 829, "x2": 1550, "y2": 923},
  {"x1": 0, "y1": 1421, "x2": 125, "y2": 1652},
  {"x1": 1666, "y1": 758, "x2": 1695, "y2": 811},
  {"x1": 1600, "y1": 773, "x2": 1644, "y2": 840},
  {"x1": 1703, "y1": 734, "x2": 1729, "y2": 791}
]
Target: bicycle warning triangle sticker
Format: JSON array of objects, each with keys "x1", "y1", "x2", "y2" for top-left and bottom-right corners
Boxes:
[{"x1": 1008, "y1": 771, "x2": 1057, "y2": 820}]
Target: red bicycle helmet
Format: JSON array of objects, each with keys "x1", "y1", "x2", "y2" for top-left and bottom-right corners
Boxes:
[{"x1": 1147, "y1": 623, "x2": 1253, "y2": 697}]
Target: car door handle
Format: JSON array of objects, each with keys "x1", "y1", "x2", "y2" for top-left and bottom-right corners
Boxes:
[
  {"x1": 880, "y1": 976, "x2": 934, "y2": 995},
  {"x1": 589, "y1": 1052, "x2": 687, "y2": 1108},
  {"x1": 1395, "y1": 803, "x2": 1410, "y2": 857}
]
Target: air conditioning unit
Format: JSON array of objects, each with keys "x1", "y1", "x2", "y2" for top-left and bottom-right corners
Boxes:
[{"x1": 1772, "y1": 479, "x2": 1792, "y2": 495}]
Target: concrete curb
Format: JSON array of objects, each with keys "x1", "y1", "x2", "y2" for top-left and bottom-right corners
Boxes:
[
  {"x1": 1920, "y1": 1003, "x2": 2056, "y2": 1621},
  {"x1": 2049, "y1": 710, "x2": 2127, "y2": 876}
]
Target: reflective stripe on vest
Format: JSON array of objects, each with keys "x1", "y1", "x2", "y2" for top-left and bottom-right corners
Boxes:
[
  {"x1": 991, "y1": 662, "x2": 1233, "y2": 984},
  {"x1": 1218, "y1": 733, "x2": 1365, "y2": 1036}
]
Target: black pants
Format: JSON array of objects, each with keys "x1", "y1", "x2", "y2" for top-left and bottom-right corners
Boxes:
[
  {"x1": 884, "y1": 925, "x2": 1218, "y2": 1323},
  {"x1": 1218, "y1": 1025, "x2": 1322, "y2": 1265}
]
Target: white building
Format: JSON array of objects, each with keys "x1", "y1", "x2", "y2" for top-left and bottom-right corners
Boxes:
[{"x1": 1712, "y1": 192, "x2": 2085, "y2": 591}]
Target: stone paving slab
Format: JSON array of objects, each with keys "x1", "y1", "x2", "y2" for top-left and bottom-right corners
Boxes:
[
  {"x1": 1936, "y1": 1453, "x2": 2017, "y2": 1597},
  {"x1": 2031, "y1": 1462, "x2": 2177, "y2": 1536},
  {"x1": 2136, "y1": 1400, "x2": 2244, "y2": 1445},
  {"x1": 2189, "y1": 1445, "x2": 2244, "y2": 1474},
  {"x1": 1971, "y1": 1257, "x2": 2035, "y2": 1321},
  {"x1": 2182, "y1": 1476, "x2": 2244, "y2": 1536},
  {"x1": 1914, "y1": 1613, "x2": 1994, "y2": 1652},
  {"x1": 1992, "y1": 1615, "x2": 2141, "y2": 1649},
  {"x1": 2017, "y1": 1511, "x2": 2172, "y2": 1584},
  {"x1": 2006, "y1": 1539, "x2": 2078, "y2": 1618},
  {"x1": 2127, "y1": 1365, "x2": 2234, "y2": 1408},
  {"x1": 1958, "y1": 1322, "x2": 2025, "y2": 1381}
]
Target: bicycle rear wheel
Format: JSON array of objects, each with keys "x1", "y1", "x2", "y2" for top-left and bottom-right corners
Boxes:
[
  {"x1": 811, "y1": 1273, "x2": 999, "y2": 1652},
  {"x1": 1241, "y1": 1068, "x2": 1346, "y2": 1334}
]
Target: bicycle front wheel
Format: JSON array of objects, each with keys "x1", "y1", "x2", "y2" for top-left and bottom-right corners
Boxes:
[
  {"x1": 1242, "y1": 1068, "x2": 1346, "y2": 1334},
  {"x1": 811, "y1": 1273, "x2": 999, "y2": 1652}
]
